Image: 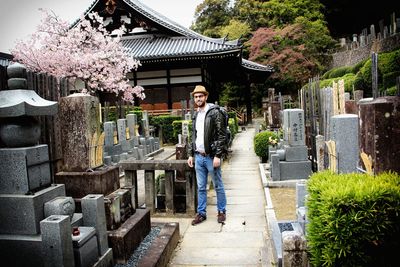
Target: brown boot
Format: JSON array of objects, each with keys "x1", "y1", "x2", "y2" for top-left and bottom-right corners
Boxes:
[
  {"x1": 217, "y1": 211, "x2": 226, "y2": 223},
  {"x1": 191, "y1": 213, "x2": 207, "y2": 225}
]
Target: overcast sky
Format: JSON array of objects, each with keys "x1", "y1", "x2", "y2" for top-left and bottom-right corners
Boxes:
[{"x1": 0, "y1": 0, "x2": 203, "y2": 53}]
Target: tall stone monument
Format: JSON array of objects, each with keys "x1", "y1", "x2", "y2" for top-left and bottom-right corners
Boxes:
[
  {"x1": 55, "y1": 93, "x2": 120, "y2": 203},
  {"x1": 0, "y1": 63, "x2": 71, "y2": 266},
  {"x1": 359, "y1": 96, "x2": 400, "y2": 174}
]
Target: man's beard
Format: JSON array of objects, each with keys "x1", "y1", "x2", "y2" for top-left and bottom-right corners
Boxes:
[{"x1": 196, "y1": 100, "x2": 206, "y2": 108}]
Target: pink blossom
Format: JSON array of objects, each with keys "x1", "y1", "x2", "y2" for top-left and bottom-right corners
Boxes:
[{"x1": 11, "y1": 9, "x2": 145, "y2": 103}]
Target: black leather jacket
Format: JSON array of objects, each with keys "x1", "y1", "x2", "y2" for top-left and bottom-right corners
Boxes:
[{"x1": 188, "y1": 104, "x2": 227, "y2": 158}]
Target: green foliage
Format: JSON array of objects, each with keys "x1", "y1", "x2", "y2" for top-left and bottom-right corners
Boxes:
[
  {"x1": 253, "y1": 130, "x2": 279, "y2": 159},
  {"x1": 219, "y1": 19, "x2": 251, "y2": 40},
  {"x1": 191, "y1": 0, "x2": 232, "y2": 38},
  {"x1": 155, "y1": 173, "x2": 165, "y2": 194},
  {"x1": 232, "y1": 0, "x2": 268, "y2": 30},
  {"x1": 322, "y1": 66, "x2": 353, "y2": 79},
  {"x1": 172, "y1": 120, "x2": 192, "y2": 143},
  {"x1": 149, "y1": 115, "x2": 181, "y2": 144},
  {"x1": 378, "y1": 49, "x2": 400, "y2": 74},
  {"x1": 351, "y1": 59, "x2": 367, "y2": 74},
  {"x1": 262, "y1": 0, "x2": 325, "y2": 28},
  {"x1": 386, "y1": 85, "x2": 398, "y2": 96},
  {"x1": 383, "y1": 71, "x2": 400, "y2": 92},
  {"x1": 103, "y1": 106, "x2": 142, "y2": 124},
  {"x1": 319, "y1": 48, "x2": 400, "y2": 96},
  {"x1": 307, "y1": 171, "x2": 400, "y2": 267},
  {"x1": 228, "y1": 117, "x2": 238, "y2": 139},
  {"x1": 219, "y1": 82, "x2": 246, "y2": 107},
  {"x1": 317, "y1": 73, "x2": 356, "y2": 92}
]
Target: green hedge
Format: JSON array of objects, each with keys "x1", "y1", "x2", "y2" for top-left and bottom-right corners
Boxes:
[
  {"x1": 322, "y1": 66, "x2": 353, "y2": 79},
  {"x1": 253, "y1": 130, "x2": 279, "y2": 160},
  {"x1": 383, "y1": 71, "x2": 400, "y2": 93},
  {"x1": 172, "y1": 120, "x2": 192, "y2": 143},
  {"x1": 149, "y1": 115, "x2": 181, "y2": 144},
  {"x1": 307, "y1": 171, "x2": 400, "y2": 267},
  {"x1": 316, "y1": 47, "x2": 400, "y2": 95}
]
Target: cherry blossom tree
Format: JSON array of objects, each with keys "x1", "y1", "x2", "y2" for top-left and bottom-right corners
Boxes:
[{"x1": 11, "y1": 9, "x2": 144, "y2": 103}]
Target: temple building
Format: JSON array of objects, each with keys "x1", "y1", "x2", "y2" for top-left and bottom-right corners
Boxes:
[{"x1": 78, "y1": 0, "x2": 273, "y2": 120}]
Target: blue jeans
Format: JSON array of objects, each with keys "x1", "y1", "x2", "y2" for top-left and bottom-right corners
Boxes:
[{"x1": 194, "y1": 153, "x2": 227, "y2": 216}]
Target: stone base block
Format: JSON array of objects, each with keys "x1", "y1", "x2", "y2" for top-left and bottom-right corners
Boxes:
[
  {"x1": 55, "y1": 165, "x2": 120, "y2": 199},
  {"x1": 137, "y1": 222, "x2": 180, "y2": 267},
  {"x1": 0, "y1": 184, "x2": 66, "y2": 235},
  {"x1": 280, "y1": 161, "x2": 312, "y2": 180},
  {"x1": 73, "y1": 227, "x2": 99, "y2": 267},
  {"x1": 0, "y1": 234, "x2": 43, "y2": 267},
  {"x1": 0, "y1": 145, "x2": 51, "y2": 194},
  {"x1": 283, "y1": 145, "x2": 308, "y2": 162},
  {"x1": 108, "y1": 208, "x2": 151, "y2": 264}
]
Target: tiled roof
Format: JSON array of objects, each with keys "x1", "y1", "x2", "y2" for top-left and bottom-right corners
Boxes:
[
  {"x1": 242, "y1": 59, "x2": 274, "y2": 72},
  {"x1": 122, "y1": 35, "x2": 241, "y2": 61},
  {"x1": 80, "y1": 0, "x2": 273, "y2": 72},
  {"x1": 0, "y1": 53, "x2": 13, "y2": 67}
]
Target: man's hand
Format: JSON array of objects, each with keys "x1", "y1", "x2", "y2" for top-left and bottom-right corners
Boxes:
[
  {"x1": 187, "y1": 156, "x2": 194, "y2": 168},
  {"x1": 213, "y1": 157, "x2": 221, "y2": 168}
]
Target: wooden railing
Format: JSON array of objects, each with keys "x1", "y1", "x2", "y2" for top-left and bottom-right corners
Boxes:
[{"x1": 120, "y1": 160, "x2": 196, "y2": 216}]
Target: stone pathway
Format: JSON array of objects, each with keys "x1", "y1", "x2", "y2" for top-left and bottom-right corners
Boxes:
[{"x1": 152, "y1": 124, "x2": 274, "y2": 266}]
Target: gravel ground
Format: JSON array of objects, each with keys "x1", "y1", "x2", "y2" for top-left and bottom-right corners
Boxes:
[
  {"x1": 114, "y1": 226, "x2": 161, "y2": 267},
  {"x1": 269, "y1": 187, "x2": 296, "y2": 220}
]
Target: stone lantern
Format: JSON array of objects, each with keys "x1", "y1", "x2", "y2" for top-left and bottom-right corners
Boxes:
[{"x1": 0, "y1": 63, "x2": 58, "y2": 194}]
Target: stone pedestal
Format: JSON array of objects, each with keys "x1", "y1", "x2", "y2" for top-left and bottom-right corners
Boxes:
[
  {"x1": 359, "y1": 96, "x2": 400, "y2": 174},
  {"x1": 55, "y1": 165, "x2": 120, "y2": 199},
  {"x1": 0, "y1": 184, "x2": 66, "y2": 235},
  {"x1": 0, "y1": 145, "x2": 51, "y2": 194}
]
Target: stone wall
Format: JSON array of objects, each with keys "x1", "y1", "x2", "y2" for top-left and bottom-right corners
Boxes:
[{"x1": 331, "y1": 33, "x2": 400, "y2": 68}]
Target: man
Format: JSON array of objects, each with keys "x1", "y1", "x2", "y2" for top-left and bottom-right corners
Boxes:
[{"x1": 187, "y1": 85, "x2": 227, "y2": 225}]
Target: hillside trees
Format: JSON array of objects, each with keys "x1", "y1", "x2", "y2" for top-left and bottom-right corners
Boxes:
[
  {"x1": 11, "y1": 9, "x2": 144, "y2": 103},
  {"x1": 191, "y1": 0, "x2": 232, "y2": 38},
  {"x1": 192, "y1": 0, "x2": 337, "y2": 97}
]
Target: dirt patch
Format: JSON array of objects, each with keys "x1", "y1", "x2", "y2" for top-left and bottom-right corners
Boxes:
[{"x1": 269, "y1": 187, "x2": 296, "y2": 220}]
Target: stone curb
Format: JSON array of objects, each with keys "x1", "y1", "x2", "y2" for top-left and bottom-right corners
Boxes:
[{"x1": 136, "y1": 222, "x2": 180, "y2": 267}]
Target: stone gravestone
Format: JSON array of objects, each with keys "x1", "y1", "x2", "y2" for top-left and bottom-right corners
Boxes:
[
  {"x1": 55, "y1": 94, "x2": 120, "y2": 205},
  {"x1": 329, "y1": 114, "x2": 359, "y2": 173},
  {"x1": 359, "y1": 97, "x2": 400, "y2": 174},
  {"x1": 58, "y1": 93, "x2": 100, "y2": 172},
  {"x1": 270, "y1": 109, "x2": 312, "y2": 181}
]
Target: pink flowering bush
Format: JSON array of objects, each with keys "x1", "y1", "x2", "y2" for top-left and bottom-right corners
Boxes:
[{"x1": 11, "y1": 9, "x2": 144, "y2": 103}]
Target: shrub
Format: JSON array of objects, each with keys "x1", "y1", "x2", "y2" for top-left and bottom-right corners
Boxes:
[
  {"x1": 228, "y1": 117, "x2": 238, "y2": 139},
  {"x1": 253, "y1": 130, "x2": 279, "y2": 160},
  {"x1": 351, "y1": 59, "x2": 367, "y2": 74},
  {"x1": 150, "y1": 115, "x2": 181, "y2": 144},
  {"x1": 306, "y1": 171, "x2": 400, "y2": 267},
  {"x1": 383, "y1": 71, "x2": 400, "y2": 91},
  {"x1": 379, "y1": 49, "x2": 400, "y2": 74},
  {"x1": 327, "y1": 66, "x2": 353, "y2": 79},
  {"x1": 172, "y1": 120, "x2": 192, "y2": 142},
  {"x1": 386, "y1": 85, "x2": 398, "y2": 96}
]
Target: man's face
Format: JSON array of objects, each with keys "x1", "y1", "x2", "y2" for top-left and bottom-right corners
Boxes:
[{"x1": 194, "y1": 93, "x2": 207, "y2": 108}]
